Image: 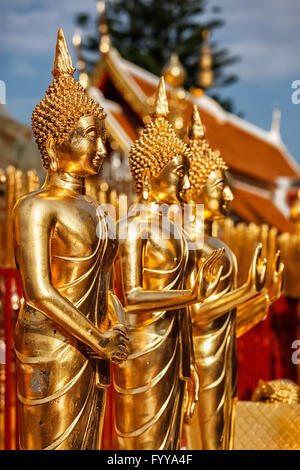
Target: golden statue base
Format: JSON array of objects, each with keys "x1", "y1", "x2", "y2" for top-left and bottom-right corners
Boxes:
[{"x1": 234, "y1": 401, "x2": 300, "y2": 450}]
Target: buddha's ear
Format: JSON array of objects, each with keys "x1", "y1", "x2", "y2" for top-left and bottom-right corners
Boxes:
[
  {"x1": 142, "y1": 168, "x2": 151, "y2": 201},
  {"x1": 46, "y1": 136, "x2": 58, "y2": 172}
]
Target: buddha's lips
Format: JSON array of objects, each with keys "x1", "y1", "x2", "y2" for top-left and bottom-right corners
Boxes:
[
  {"x1": 223, "y1": 201, "x2": 231, "y2": 211},
  {"x1": 92, "y1": 154, "x2": 105, "y2": 166}
]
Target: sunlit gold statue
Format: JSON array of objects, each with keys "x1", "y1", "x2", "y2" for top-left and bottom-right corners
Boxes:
[
  {"x1": 183, "y1": 106, "x2": 284, "y2": 450},
  {"x1": 12, "y1": 28, "x2": 129, "y2": 450},
  {"x1": 113, "y1": 78, "x2": 223, "y2": 450}
]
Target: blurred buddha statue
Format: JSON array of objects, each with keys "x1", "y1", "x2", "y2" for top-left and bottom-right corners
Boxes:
[
  {"x1": 113, "y1": 78, "x2": 223, "y2": 450},
  {"x1": 252, "y1": 379, "x2": 300, "y2": 404},
  {"x1": 12, "y1": 28, "x2": 129, "y2": 450},
  {"x1": 183, "y1": 106, "x2": 284, "y2": 450}
]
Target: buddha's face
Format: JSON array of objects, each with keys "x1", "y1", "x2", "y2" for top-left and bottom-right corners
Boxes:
[
  {"x1": 203, "y1": 170, "x2": 234, "y2": 219},
  {"x1": 46, "y1": 115, "x2": 107, "y2": 176},
  {"x1": 147, "y1": 155, "x2": 191, "y2": 204},
  {"x1": 185, "y1": 169, "x2": 234, "y2": 220}
]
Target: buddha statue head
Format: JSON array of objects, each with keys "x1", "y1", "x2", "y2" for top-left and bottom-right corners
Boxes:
[
  {"x1": 184, "y1": 105, "x2": 233, "y2": 220},
  {"x1": 32, "y1": 28, "x2": 107, "y2": 177},
  {"x1": 129, "y1": 77, "x2": 192, "y2": 204}
]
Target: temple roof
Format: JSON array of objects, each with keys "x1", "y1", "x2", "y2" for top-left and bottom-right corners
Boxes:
[{"x1": 88, "y1": 47, "x2": 300, "y2": 232}]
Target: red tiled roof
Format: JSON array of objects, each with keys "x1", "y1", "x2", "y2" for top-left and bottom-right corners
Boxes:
[
  {"x1": 94, "y1": 53, "x2": 299, "y2": 232},
  {"x1": 110, "y1": 110, "x2": 138, "y2": 141},
  {"x1": 232, "y1": 186, "x2": 293, "y2": 233},
  {"x1": 126, "y1": 70, "x2": 300, "y2": 185}
]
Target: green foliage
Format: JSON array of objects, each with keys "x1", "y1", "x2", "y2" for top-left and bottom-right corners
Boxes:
[{"x1": 76, "y1": 0, "x2": 240, "y2": 113}]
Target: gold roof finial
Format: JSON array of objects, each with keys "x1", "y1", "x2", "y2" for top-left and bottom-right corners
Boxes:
[
  {"x1": 197, "y1": 29, "x2": 214, "y2": 89},
  {"x1": 98, "y1": 0, "x2": 111, "y2": 54},
  {"x1": 72, "y1": 30, "x2": 89, "y2": 89},
  {"x1": 153, "y1": 76, "x2": 169, "y2": 118},
  {"x1": 189, "y1": 105, "x2": 205, "y2": 140},
  {"x1": 52, "y1": 28, "x2": 76, "y2": 78},
  {"x1": 163, "y1": 53, "x2": 186, "y2": 88}
]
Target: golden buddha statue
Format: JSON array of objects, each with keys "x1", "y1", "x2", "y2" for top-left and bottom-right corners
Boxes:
[
  {"x1": 113, "y1": 78, "x2": 223, "y2": 450},
  {"x1": 12, "y1": 28, "x2": 129, "y2": 450},
  {"x1": 252, "y1": 379, "x2": 300, "y2": 404},
  {"x1": 183, "y1": 106, "x2": 284, "y2": 450}
]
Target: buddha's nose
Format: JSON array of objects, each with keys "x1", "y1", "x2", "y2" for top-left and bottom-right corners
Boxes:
[
  {"x1": 223, "y1": 185, "x2": 234, "y2": 202},
  {"x1": 183, "y1": 174, "x2": 190, "y2": 190},
  {"x1": 97, "y1": 137, "x2": 107, "y2": 157}
]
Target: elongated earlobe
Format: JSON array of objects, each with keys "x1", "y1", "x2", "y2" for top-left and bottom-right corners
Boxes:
[
  {"x1": 45, "y1": 136, "x2": 58, "y2": 172},
  {"x1": 142, "y1": 169, "x2": 151, "y2": 201}
]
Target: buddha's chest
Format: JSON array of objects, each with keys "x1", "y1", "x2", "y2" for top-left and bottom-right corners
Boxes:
[
  {"x1": 51, "y1": 196, "x2": 117, "y2": 263},
  {"x1": 142, "y1": 222, "x2": 187, "y2": 289}
]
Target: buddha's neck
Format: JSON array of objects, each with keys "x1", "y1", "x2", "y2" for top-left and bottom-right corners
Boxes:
[
  {"x1": 43, "y1": 171, "x2": 86, "y2": 195},
  {"x1": 204, "y1": 220, "x2": 213, "y2": 237},
  {"x1": 137, "y1": 195, "x2": 170, "y2": 212},
  {"x1": 186, "y1": 204, "x2": 213, "y2": 237}
]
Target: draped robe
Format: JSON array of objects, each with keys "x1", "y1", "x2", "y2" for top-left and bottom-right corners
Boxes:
[
  {"x1": 15, "y1": 197, "x2": 117, "y2": 450},
  {"x1": 184, "y1": 236, "x2": 238, "y2": 450},
  {"x1": 114, "y1": 214, "x2": 192, "y2": 450}
]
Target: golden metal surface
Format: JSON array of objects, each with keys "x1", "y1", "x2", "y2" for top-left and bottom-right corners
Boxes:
[
  {"x1": 234, "y1": 401, "x2": 300, "y2": 450},
  {"x1": 113, "y1": 78, "x2": 222, "y2": 450},
  {"x1": 0, "y1": 166, "x2": 40, "y2": 268},
  {"x1": 12, "y1": 28, "x2": 128, "y2": 450},
  {"x1": 213, "y1": 207, "x2": 298, "y2": 299},
  {"x1": 183, "y1": 106, "x2": 283, "y2": 450}
]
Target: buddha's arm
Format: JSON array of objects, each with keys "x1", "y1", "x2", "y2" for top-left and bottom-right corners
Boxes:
[
  {"x1": 191, "y1": 243, "x2": 267, "y2": 326},
  {"x1": 235, "y1": 291, "x2": 270, "y2": 337},
  {"x1": 13, "y1": 198, "x2": 119, "y2": 357},
  {"x1": 190, "y1": 282, "x2": 258, "y2": 326},
  {"x1": 116, "y1": 226, "x2": 222, "y2": 321},
  {"x1": 236, "y1": 253, "x2": 284, "y2": 337},
  {"x1": 236, "y1": 251, "x2": 284, "y2": 336},
  {"x1": 108, "y1": 290, "x2": 126, "y2": 326},
  {"x1": 117, "y1": 234, "x2": 196, "y2": 316}
]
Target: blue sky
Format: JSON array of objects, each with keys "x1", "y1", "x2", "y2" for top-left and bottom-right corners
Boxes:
[{"x1": 1, "y1": 0, "x2": 300, "y2": 162}]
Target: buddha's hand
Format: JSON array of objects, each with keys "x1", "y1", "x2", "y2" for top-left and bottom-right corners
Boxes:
[
  {"x1": 89, "y1": 324, "x2": 129, "y2": 364},
  {"x1": 246, "y1": 243, "x2": 267, "y2": 294},
  {"x1": 194, "y1": 248, "x2": 224, "y2": 302},
  {"x1": 184, "y1": 364, "x2": 199, "y2": 421},
  {"x1": 268, "y1": 251, "x2": 284, "y2": 303}
]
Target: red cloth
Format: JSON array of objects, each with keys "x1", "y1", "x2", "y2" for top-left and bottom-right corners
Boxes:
[
  {"x1": 1, "y1": 268, "x2": 22, "y2": 450},
  {"x1": 101, "y1": 366, "x2": 118, "y2": 450},
  {"x1": 237, "y1": 296, "x2": 298, "y2": 400}
]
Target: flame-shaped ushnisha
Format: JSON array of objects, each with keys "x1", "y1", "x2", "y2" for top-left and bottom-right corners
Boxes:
[
  {"x1": 152, "y1": 76, "x2": 169, "y2": 118},
  {"x1": 52, "y1": 27, "x2": 76, "y2": 77},
  {"x1": 129, "y1": 76, "x2": 192, "y2": 194},
  {"x1": 32, "y1": 28, "x2": 106, "y2": 169},
  {"x1": 188, "y1": 104, "x2": 205, "y2": 141},
  {"x1": 188, "y1": 104, "x2": 228, "y2": 197}
]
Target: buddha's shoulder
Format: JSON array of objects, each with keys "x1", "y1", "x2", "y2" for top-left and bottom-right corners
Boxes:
[
  {"x1": 117, "y1": 212, "x2": 151, "y2": 233},
  {"x1": 13, "y1": 189, "x2": 49, "y2": 215},
  {"x1": 13, "y1": 189, "x2": 79, "y2": 223}
]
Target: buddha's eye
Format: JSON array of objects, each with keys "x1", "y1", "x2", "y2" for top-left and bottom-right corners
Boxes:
[
  {"x1": 85, "y1": 127, "x2": 97, "y2": 139},
  {"x1": 175, "y1": 166, "x2": 185, "y2": 178},
  {"x1": 215, "y1": 180, "x2": 225, "y2": 189}
]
